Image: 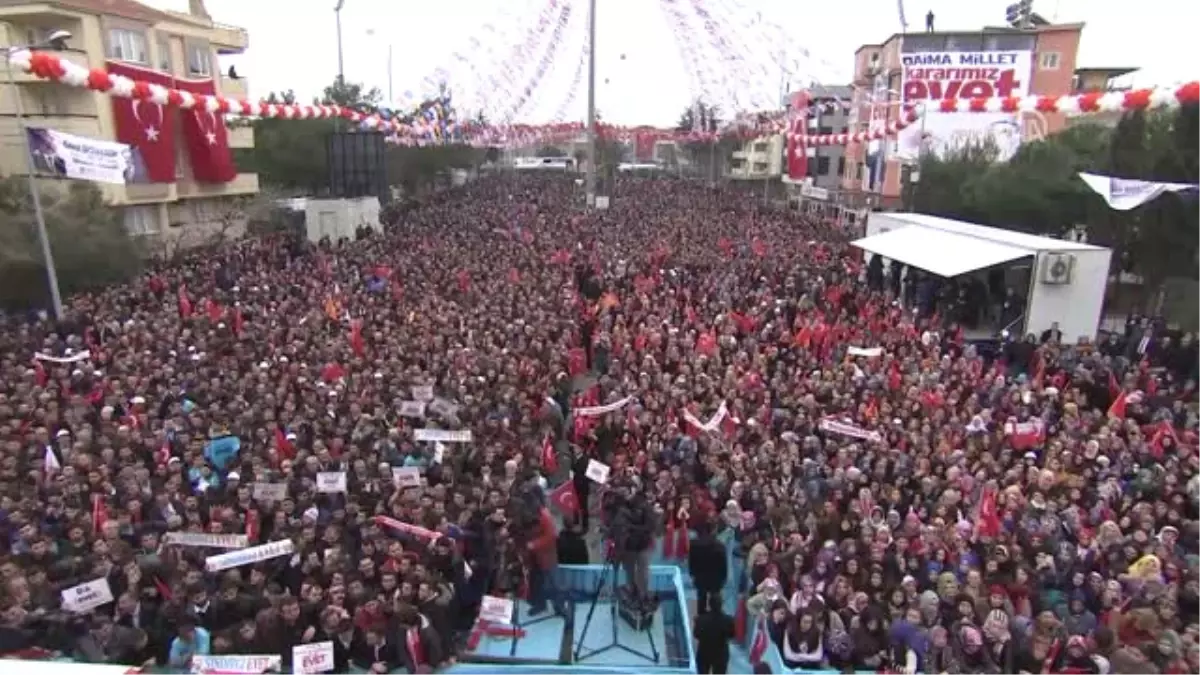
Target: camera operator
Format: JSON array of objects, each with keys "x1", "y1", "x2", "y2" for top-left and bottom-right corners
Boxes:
[{"x1": 606, "y1": 481, "x2": 658, "y2": 606}]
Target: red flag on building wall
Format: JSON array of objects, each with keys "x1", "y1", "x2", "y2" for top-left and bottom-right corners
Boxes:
[
  {"x1": 786, "y1": 91, "x2": 810, "y2": 182},
  {"x1": 107, "y1": 61, "x2": 177, "y2": 183},
  {"x1": 173, "y1": 76, "x2": 237, "y2": 183},
  {"x1": 634, "y1": 131, "x2": 655, "y2": 161}
]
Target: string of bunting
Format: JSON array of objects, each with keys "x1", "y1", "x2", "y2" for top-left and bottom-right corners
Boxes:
[
  {"x1": 685, "y1": 0, "x2": 765, "y2": 111},
  {"x1": 442, "y1": 0, "x2": 553, "y2": 115},
  {"x1": 548, "y1": 19, "x2": 589, "y2": 122},
  {"x1": 658, "y1": 0, "x2": 714, "y2": 106},
  {"x1": 9, "y1": 49, "x2": 1196, "y2": 148},
  {"x1": 474, "y1": 0, "x2": 565, "y2": 121},
  {"x1": 501, "y1": 0, "x2": 575, "y2": 122}
]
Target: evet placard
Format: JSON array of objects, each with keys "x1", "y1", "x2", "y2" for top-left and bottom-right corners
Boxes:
[
  {"x1": 293, "y1": 641, "x2": 334, "y2": 674},
  {"x1": 61, "y1": 577, "x2": 114, "y2": 613},
  {"x1": 896, "y1": 50, "x2": 1032, "y2": 161}
]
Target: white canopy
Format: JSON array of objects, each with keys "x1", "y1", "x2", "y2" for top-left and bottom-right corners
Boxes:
[{"x1": 852, "y1": 226, "x2": 1032, "y2": 277}]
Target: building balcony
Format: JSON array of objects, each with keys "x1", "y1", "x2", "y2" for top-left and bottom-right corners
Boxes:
[
  {"x1": 209, "y1": 22, "x2": 249, "y2": 54},
  {"x1": 227, "y1": 124, "x2": 253, "y2": 148},
  {"x1": 7, "y1": 49, "x2": 89, "y2": 84},
  {"x1": 177, "y1": 172, "x2": 259, "y2": 199},
  {"x1": 219, "y1": 75, "x2": 247, "y2": 100},
  {"x1": 103, "y1": 181, "x2": 176, "y2": 206}
]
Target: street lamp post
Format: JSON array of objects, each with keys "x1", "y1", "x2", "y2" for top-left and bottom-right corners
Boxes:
[
  {"x1": 334, "y1": 0, "x2": 346, "y2": 82},
  {"x1": 584, "y1": 0, "x2": 597, "y2": 208},
  {"x1": 870, "y1": 81, "x2": 902, "y2": 201},
  {"x1": 4, "y1": 29, "x2": 72, "y2": 320}
]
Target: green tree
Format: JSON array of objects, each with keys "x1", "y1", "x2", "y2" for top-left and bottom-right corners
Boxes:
[
  {"x1": 0, "y1": 177, "x2": 143, "y2": 309},
  {"x1": 322, "y1": 78, "x2": 383, "y2": 108}
]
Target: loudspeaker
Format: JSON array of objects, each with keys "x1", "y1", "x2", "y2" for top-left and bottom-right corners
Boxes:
[{"x1": 326, "y1": 131, "x2": 389, "y2": 203}]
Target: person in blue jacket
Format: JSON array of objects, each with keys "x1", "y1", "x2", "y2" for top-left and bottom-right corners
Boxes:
[{"x1": 167, "y1": 615, "x2": 210, "y2": 669}]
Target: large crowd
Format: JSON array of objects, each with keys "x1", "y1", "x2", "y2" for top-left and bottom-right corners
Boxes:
[{"x1": 0, "y1": 173, "x2": 1196, "y2": 675}]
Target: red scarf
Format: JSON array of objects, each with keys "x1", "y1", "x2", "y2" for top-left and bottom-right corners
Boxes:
[{"x1": 406, "y1": 626, "x2": 426, "y2": 667}]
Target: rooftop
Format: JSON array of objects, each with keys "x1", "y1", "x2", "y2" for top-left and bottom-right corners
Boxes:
[
  {"x1": 1074, "y1": 66, "x2": 1139, "y2": 78},
  {"x1": 0, "y1": 0, "x2": 172, "y2": 22}
]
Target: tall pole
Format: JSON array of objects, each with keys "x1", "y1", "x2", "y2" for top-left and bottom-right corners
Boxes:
[
  {"x1": 387, "y1": 43, "x2": 394, "y2": 103},
  {"x1": 6, "y1": 59, "x2": 63, "y2": 319},
  {"x1": 334, "y1": 0, "x2": 345, "y2": 82},
  {"x1": 871, "y1": 74, "x2": 886, "y2": 205},
  {"x1": 584, "y1": 0, "x2": 598, "y2": 207}
]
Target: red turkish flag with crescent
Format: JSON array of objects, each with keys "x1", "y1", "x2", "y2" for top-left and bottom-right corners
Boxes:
[
  {"x1": 107, "y1": 61, "x2": 177, "y2": 183},
  {"x1": 548, "y1": 481, "x2": 579, "y2": 519},
  {"x1": 173, "y1": 76, "x2": 237, "y2": 183},
  {"x1": 786, "y1": 91, "x2": 810, "y2": 182}
]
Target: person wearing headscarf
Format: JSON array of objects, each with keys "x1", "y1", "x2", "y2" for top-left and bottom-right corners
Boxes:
[
  {"x1": 780, "y1": 611, "x2": 824, "y2": 670},
  {"x1": 923, "y1": 625, "x2": 962, "y2": 674},
  {"x1": 957, "y1": 624, "x2": 999, "y2": 674}
]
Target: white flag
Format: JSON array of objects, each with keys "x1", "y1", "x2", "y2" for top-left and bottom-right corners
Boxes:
[{"x1": 1078, "y1": 172, "x2": 1196, "y2": 211}]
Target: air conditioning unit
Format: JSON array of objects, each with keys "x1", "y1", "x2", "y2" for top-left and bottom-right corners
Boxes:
[{"x1": 1041, "y1": 252, "x2": 1075, "y2": 285}]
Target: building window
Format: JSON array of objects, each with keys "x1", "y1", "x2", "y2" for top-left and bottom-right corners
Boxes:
[
  {"x1": 752, "y1": 161, "x2": 769, "y2": 173},
  {"x1": 108, "y1": 28, "x2": 149, "y2": 64},
  {"x1": 816, "y1": 156, "x2": 831, "y2": 176},
  {"x1": 837, "y1": 156, "x2": 846, "y2": 177},
  {"x1": 1039, "y1": 52, "x2": 1060, "y2": 70},
  {"x1": 157, "y1": 35, "x2": 172, "y2": 72},
  {"x1": 123, "y1": 206, "x2": 160, "y2": 236},
  {"x1": 186, "y1": 42, "x2": 212, "y2": 76},
  {"x1": 752, "y1": 142, "x2": 768, "y2": 153},
  {"x1": 818, "y1": 126, "x2": 833, "y2": 136}
]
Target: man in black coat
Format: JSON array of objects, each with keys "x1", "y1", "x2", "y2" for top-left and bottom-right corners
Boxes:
[
  {"x1": 693, "y1": 591, "x2": 736, "y2": 674},
  {"x1": 688, "y1": 521, "x2": 728, "y2": 615},
  {"x1": 353, "y1": 625, "x2": 402, "y2": 674}
]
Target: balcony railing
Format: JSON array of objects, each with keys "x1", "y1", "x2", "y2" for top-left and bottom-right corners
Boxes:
[
  {"x1": 219, "y1": 75, "x2": 247, "y2": 100},
  {"x1": 177, "y1": 172, "x2": 259, "y2": 199}
]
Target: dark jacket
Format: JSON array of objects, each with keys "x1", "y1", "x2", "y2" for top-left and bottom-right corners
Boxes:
[
  {"x1": 352, "y1": 636, "x2": 402, "y2": 672},
  {"x1": 398, "y1": 620, "x2": 444, "y2": 672},
  {"x1": 688, "y1": 532, "x2": 728, "y2": 591}
]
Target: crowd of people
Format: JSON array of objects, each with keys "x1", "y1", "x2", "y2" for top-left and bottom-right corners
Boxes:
[{"x1": 0, "y1": 173, "x2": 1195, "y2": 675}]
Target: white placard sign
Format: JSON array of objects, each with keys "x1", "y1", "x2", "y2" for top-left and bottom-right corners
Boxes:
[
  {"x1": 253, "y1": 482, "x2": 289, "y2": 501},
  {"x1": 411, "y1": 385, "x2": 435, "y2": 401},
  {"x1": 293, "y1": 641, "x2": 335, "y2": 674},
  {"x1": 428, "y1": 397, "x2": 460, "y2": 418},
  {"x1": 316, "y1": 471, "x2": 347, "y2": 493},
  {"x1": 26, "y1": 126, "x2": 133, "y2": 185},
  {"x1": 392, "y1": 466, "x2": 422, "y2": 488},
  {"x1": 479, "y1": 595, "x2": 515, "y2": 625},
  {"x1": 163, "y1": 532, "x2": 248, "y2": 549},
  {"x1": 585, "y1": 459, "x2": 611, "y2": 485},
  {"x1": 61, "y1": 577, "x2": 114, "y2": 613},
  {"x1": 414, "y1": 428, "x2": 473, "y2": 443},
  {"x1": 192, "y1": 654, "x2": 282, "y2": 674},
  {"x1": 398, "y1": 400, "x2": 428, "y2": 418},
  {"x1": 205, "y1": 539, "x2": 295, "y2": 572}
]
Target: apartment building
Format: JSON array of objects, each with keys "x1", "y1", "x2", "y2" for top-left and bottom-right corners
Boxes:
[
  {"x1": 1067, "y1": 66, "x2": 1139, "y2": 128},
  {"x1": 805, "y1": 86, "x2": 852, "y2": 191},
  {"x1": 729, "y1": 133, "x2": 784, "y2": 180},
  {"x1": 0, "y1": 0, "x2": 257, "y2": 250},
  {"x1": 841, "y1": 23, "x2": 1083, "y2": 209}
]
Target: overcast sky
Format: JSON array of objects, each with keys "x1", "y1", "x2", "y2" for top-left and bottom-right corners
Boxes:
[{"x1": 144, "y1": 0, "x2": 1193, "y2": 127}]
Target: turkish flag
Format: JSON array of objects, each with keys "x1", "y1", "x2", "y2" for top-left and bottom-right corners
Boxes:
[
  {"x1": 786, "y1": 91, "x2": 810, "y2": 182},
  {"x1": 548, "y1": 481, "x2": 579, "y2": 519},
  {"x1": 107, "y1": 60, "x2": 177, "y2": 183},
  {"x1": 173, "y1": 76, "x2": 236, "y2": 183}
]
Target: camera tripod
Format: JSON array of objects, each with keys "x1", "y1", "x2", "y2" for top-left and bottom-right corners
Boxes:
[
  {"x1": 572, "y1": 549, "x2": 660, "y2": 665},
  {"x1": 505, "y1": 573, "x2": 561, "y2": 657}
]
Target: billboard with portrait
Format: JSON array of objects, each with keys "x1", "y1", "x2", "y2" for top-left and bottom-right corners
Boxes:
[{"x1": 895, "y1": 50, "x2": 1033, "y2": 161}]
